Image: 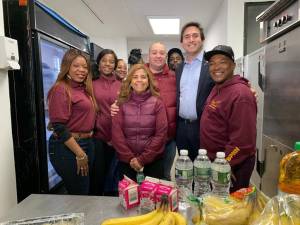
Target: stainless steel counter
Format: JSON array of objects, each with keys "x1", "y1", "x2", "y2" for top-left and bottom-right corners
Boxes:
[{"x1": 0, "y1": 194, "x2": 138, "y2": 225}]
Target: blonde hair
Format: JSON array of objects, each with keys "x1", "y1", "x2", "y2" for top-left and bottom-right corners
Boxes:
[
  {"x1": 117, "y1": 64, "x2": 159, "y2": 104},
  {"x1": 47, "y1": 48, "x2": 98, "y2": 112}
]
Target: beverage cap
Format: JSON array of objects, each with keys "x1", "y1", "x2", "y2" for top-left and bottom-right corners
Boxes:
[
  {"x1": 199, "y1": 149, "x2": 207, "y2": 155},
  {"x1": 180, "y1": 149, "x2": 188, "y2": 156},
  {"x1": 216, "y1": 152, "x2": 225, "y2": 158},
  {"x1": 295, "y1": 142, "x2": 300, "y2": 151}
]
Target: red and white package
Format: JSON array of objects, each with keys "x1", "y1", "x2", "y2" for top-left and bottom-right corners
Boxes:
[{"x1": 118, "y1": 175, "x2": 139, "y2": 210}]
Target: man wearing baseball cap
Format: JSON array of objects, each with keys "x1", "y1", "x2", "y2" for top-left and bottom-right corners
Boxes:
[{"x1": 200, "y1": 45, "x2": 257, "y2": 192}]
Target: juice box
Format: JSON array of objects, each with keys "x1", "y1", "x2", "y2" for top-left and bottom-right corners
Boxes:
[
  {"x1": 155, "y1": 180, "x2": 178, "y2": 211},
  {"x1": 118, "y1": 175, "x2": 139, "y2": 209},
  {"x1": 139, "y1": 177, "x2": 159, "y2": 212}
]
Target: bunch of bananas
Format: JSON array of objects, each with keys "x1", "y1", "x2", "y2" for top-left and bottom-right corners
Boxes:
[{"x1": 101, "y1": 195, "x2": 186, "y2": 225}]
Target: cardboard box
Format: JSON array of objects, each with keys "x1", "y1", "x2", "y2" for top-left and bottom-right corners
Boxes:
[
  {"x1": 156, "y1": 180, "x2": 178, "y2": 211},
  {"x1": 139, "y1": 177, "x2": 159, "y2": 212},
  {"x1": 118, "y1": 176, "x2": 139, "y2": 209}
]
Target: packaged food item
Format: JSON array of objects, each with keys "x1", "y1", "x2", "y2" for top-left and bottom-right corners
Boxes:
[
  {"x1": 139, "y1": 177, "x2": 159, "y2": 212},
  {"x1": 118, "y1": 175, "x2": 139, "y2": 210},
  {"x1": 155, "y1": 180, "x2": 178, "y2": 212},
  {"x1": 248, "y1": 187, "x2": 270, "y2": 224},
  {"x1": 278, "y1": 141, "x2": 300, "y2": 195},
  {"x1": 201, "y1": 186, "x2": 256, "y2": 225},
  {"x1": 0, "y1": 213, "x2": 84, "y2": 225},
  {"x1": 250, "y1": 194, "x2": 300, "y2": 225}
]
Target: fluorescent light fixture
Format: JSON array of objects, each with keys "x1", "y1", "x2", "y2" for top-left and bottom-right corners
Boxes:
[{"x1": 148, "y1": 17, "x2": 180, "y2": 35}]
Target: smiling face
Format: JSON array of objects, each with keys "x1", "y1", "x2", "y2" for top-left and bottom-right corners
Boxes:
[
  {"x1": 68, "y1": 56, "x2": 88, "y2": 83},
  {"x1": 169, "y1": 52, "x2": 183, "y2": 71},
  {"x1": 208, "y1": 54, "x2": 235, "y2": 84},
  {"x1": 98, "y1": 53, "x2": 116, "y2": 76},
  {"x1": 181, "y1": 26, "x2": 203, "y2": 58},
  {"x1": 116, "y1": 59, "x2": 127, "y2": 80},
  {"x1": 149, "y1": 42, "x2": 167, "y2": 72},
  {"x1": 130, "y1": 68, "x2": 149, "y2": 94}
]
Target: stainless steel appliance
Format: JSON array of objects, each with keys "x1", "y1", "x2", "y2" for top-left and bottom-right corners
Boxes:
[
  {"x1": 255, "y1": 0, "x2": 300, "y2": 197},
  {"x1": 244, "y1": 47, "x2": 266, "y2": 189}
]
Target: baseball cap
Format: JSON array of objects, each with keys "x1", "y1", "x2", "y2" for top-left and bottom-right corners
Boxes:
[{"x1": 204, "y1": 45, "x2": 235, "y2": 62}]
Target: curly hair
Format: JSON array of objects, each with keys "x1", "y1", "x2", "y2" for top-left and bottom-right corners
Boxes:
[
  {"x1": 117, "y1": 64, "x2": 159, "y2": 104},
  {"x1": 47, "y1": 48, "x2": 98, "y2": 112}
]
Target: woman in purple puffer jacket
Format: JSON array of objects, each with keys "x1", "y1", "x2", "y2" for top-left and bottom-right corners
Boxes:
[{"x1": 112, "y1": 64, "x2": 168, "y2": 181}]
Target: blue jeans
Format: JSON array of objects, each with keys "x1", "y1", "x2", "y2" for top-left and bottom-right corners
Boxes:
[
  {"x1": 49, "y1": 135, "x2": 95, "y2": 195},
  {"x1": 163, "y1": 139, "x2": 176, "y2": 180}
]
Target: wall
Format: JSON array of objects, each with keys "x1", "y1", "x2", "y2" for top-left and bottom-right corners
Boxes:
[
  {"x1": 206, "y1": 0, "x2": 270, "y2": 58},
  {"x1": 204, "y1": 0, "x2": 228, "y2": 51},
  {"x1": 0, "y1": 1, "x2": 17, "y2": 218},
  {"x1": 90, "y1": 36, "x2": 128, "y2": 62}
]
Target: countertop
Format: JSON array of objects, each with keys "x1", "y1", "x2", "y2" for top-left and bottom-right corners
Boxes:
[{"x1": 0, "y1": 194, "x2": 139, "y2": 225}]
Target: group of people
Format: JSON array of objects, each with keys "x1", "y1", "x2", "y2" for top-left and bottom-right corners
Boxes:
[{"x1": 47, "y1": 21, "x2": 257, "y2": 196}]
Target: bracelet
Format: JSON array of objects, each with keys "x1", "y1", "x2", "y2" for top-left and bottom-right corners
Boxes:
[{"x1": 76, "y1": 154, "x2": 87, "y2": 161}]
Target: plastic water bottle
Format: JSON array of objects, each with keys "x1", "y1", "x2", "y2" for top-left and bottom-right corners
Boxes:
[
  {"x1": 193, "y1": 149, "x2": 211, "y2": 197},
  {"x1": 211, "y1": 152, "x2": 231, "y2": 197},
  {"x1": 175, "y1": 149, "x2": 193, "y2": 210},
  {"x1": 136, "y1": 168, "x2": 145, "y2": 185}
]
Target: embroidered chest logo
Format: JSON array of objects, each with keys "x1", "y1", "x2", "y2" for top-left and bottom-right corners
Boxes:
[{"x1": 208, "y1": 99, "x2": 220, "y2": 110}]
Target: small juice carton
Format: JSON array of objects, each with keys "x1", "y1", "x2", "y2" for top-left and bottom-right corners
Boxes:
[
  {"x1": 156, "y1": 180, "x2": 178, "y2": 211},
  {"x1": 118, "y1": 175, "x2": 139, "y2": 209},
  {"x1": 139, "y1": 177, "x2": 159, "y2": 212}
]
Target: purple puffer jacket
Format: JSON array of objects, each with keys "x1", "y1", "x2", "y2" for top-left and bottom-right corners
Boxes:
[{"x1": 112, "y1": 90, "x2": 168, "y2": 166}]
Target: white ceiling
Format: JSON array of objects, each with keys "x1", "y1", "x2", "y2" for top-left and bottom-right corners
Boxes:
[{"x1": 39, "y1": 0, "x2": 224, "y2": 41}]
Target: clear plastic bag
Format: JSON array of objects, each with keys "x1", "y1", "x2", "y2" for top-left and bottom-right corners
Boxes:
[
  {"x1": 248, "y1": 188, "x2": 270, "y2": 224},
  {"x1": 249, "y1": 194, "x2": 300, "y2": 225},
  {"x1": 0, "y1": 213, "x2": 84, "y2": 225},
  {"x1": 199, "y1": 187, "x2": 256, "y2": 225}
]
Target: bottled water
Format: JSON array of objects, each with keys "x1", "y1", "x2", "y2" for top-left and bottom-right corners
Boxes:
[
  {"x1": 211, "y1": 152, "x2": 231, "y2": 197},
  {"x1": 193, "y1": 149, "x2": 211, "y2": 197},
  {"x1": 175, "y1": 149, "x2": 193, "y2": 210},
  {"x1": 136, "y1": 168, "x2": 145, "y2": 185}
]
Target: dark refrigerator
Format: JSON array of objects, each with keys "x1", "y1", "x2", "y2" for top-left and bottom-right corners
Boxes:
[{"x1": 3, "y1": 0, "x2": 90, "y2": 201}]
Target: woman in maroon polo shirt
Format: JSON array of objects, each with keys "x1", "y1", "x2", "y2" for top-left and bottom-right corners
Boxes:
[
  {"x1": 112, "y1": 64, "x2": 168, "y2": 181},
  {"x1": 48, "y1": 49, "x2": 98, "y2": 195},
  {"x1": 91, "y1": 49, "x2": 121, "y2": 195}
]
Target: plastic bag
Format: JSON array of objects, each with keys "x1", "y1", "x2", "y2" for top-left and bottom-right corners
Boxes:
[
  {"x1": 0, "y1": 213, "x2": 84, "y2": 225},
  {"x1": 248, "y1": 188, "x2": 270, "y2": 224},
  {"x1": 201, "y1": 187, "x2": 256, "y2": 225},
  {"x1": 249, "y1": 194, "x2": 300, "y2": 225}
]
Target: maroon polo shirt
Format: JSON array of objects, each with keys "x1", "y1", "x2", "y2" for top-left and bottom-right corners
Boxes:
[
  {"x1": 93, "y1": 74, "x2": 121, "y2": 142},
  {"x1": 48, "y1": 81, "x2": 96, "y2": 132}
]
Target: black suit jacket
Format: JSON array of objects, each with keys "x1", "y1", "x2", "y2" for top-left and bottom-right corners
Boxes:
[{"x1": 175, "y1": 58, "x2": 214, "y2": 119}]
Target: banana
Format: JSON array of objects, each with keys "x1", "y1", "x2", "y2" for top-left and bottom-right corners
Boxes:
[
  {"x1": 138, "y1": 211, "x2": 165, "y2": 225},
  {"x1": 101, "y1": 209, "x2": 158, "y2": 225},
  {"x1": 158, "y1": 211, "x2": 176, "y2": 225},
  {"x1": 170, "y1": 212, "x2": 187, "y2": 225}
]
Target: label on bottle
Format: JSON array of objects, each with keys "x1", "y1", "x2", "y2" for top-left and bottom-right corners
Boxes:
[
  {"x1": 212, "y1": 170, "x2": 230, "y2": 184},
  {"x1": 175, "y1": 169, "x2": 193, "y2": 179},
  {"x1": 136, "y1": 172, "x2": 145, "y2": 184},
  {"x1": 195, "y1": 167, "x2": 210, "y2": 179}
]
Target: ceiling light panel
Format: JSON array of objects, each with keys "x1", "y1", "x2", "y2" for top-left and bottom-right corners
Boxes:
[{"x1": 148, "y1": 17, "x2": 180, "y2": 35}]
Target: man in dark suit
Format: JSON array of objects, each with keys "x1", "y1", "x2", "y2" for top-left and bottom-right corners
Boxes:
[{"x1": 175, "y1": 22, "x2": 214, "y2": 161}]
